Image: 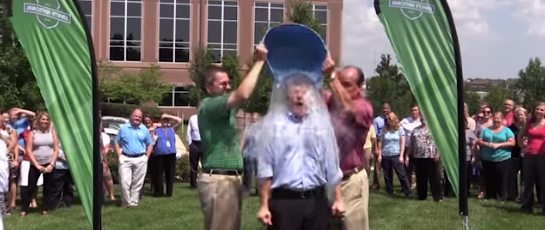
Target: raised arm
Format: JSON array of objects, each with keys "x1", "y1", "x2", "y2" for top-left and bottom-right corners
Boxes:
[
  {"x1": 226, "y1": 44, "x2": 267, "y2": 111},
  {"x1": 162, "y1": 113, "x2": 183, "y2": 131}
]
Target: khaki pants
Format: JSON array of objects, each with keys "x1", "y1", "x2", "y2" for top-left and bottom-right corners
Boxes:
[
  {"x1": 341, "y1": 170, "x2": 369, "y2": 230},
  {"x1": 118, "y1": 155, "x2": 148, "y2": 207},
  {"x1": 198, "y1": 173, "x2": 243, "y2": 230}
]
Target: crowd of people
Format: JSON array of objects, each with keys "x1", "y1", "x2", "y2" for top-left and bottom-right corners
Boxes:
[
  {"x1": 1, "y1": 45, "x2": 544, "y2": 230},
  {"x1": 0, "y1": 106, "x2": 186, "y2": 220}
]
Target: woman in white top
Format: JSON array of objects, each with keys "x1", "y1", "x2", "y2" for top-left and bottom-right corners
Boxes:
[
  {"x1": 101, "y1": 122, "x2": 115, "y2": 201},
  {"x1": 400, "y1": 104, "x2": 422, "y2": 189},
  {"x1": 0, "y1": 129, "x2": 12, "y2": 229}
]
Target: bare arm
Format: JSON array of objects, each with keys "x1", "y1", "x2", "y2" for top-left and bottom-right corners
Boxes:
[
  {"x1": 50, "y1": 130, "x2": 59, "y2": 166},
  {"x1": 399, "y1": 135, "x2": 406, "y2": 159},
  {"x1": 25, "y1": 132, "x2": 39, "y2": 167},
  {"x1": 499, "y1": 138, "x2": 516, "y2": 148},
  {"x1": 259, "y1": 178, "x2": 272, "y2": 209},
  {"x1": 226, "y1": 45, "x2": 267, "y2": 110},
  {"x1": 8, "y1": 131, "x2": 17, "y2": 155},
  {"x1": 162, "y1": 114, "x2": 183, "y2": 131},
  {"x1": 18, "y1": 108, "x2": 36, "y2": 118}
]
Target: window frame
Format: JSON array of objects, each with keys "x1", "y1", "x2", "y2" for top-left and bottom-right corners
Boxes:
[
  {"x1": 157, "y1": 86, "x2": 194, "y2": 108},
  {"x1": 78, "y1": 0, "x2": 94, "y2": 32},
  {"x1": 109, "y1": 0, "x2": 144, "y2": 62},
  {"x1": 312, "y1": 3, "x2": 329, "y2": 44},
  {"x1": 158, "y1": 0, "x2": 192, "y2": 63},
  {"x1": 253, "y1": 2, "x2": 285, "y2": 45},
  {"x1": 206, "y1": 0, "x2": 239, "y2": 63}
]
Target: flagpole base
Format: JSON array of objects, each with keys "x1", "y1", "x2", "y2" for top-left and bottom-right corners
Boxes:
[{"x1": 462, "y1": 215, "x2": 469, "y2": 230}]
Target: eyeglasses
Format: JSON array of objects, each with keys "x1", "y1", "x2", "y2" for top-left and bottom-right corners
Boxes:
[
  {"x1": 483, "y1": 111, "x2": 491, "y2": 114},
  {"x1": 477, "y1": 117, "x2": 484, "y2": 119}
]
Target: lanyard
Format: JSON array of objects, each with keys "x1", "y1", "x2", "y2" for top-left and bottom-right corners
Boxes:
[{"x1": 162, "y1": 127, "x2": 168, "y2": 138}]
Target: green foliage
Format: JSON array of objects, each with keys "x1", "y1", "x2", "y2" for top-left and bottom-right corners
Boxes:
[
  {"x1": 515, "y1": 57, "x2": 545, "y2": 109},
  {"x1": 98, "y1": 63, "x2": 172, "y2": 104},
  {"x1": 464, "y1": 90, "x2": 481, "y2": 115},
  {"x1": 484, "y1": 86, "x2": 516, "y2": 113},
  {"x1": 100, "y1": 102, "x2": 162, "y2": 118},
  {"x1": 0, "y1": 6, "x2": 44, "y2": 111},
  {"x1": 366, "y1": 54, "x2": 415, "y2": 117},
  {"x1": 244, "y1": 60, "x2": 272, "y2": 115},
  {"x1": 287, "y1": 0, "x2": 322, "y2": 34},
  {"x1": 188, "y1": 45, "x2": 215, "y2": 104},
  {"x1": 222, "y1": 53, "x2": 243, "y2": 89}
]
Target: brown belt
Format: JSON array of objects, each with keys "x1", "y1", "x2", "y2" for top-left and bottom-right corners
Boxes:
[{"x1": 342, "y1": 166, "x2": 365, "y2": 180}]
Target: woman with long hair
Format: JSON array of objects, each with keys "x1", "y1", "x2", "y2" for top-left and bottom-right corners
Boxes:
[
  {"x1": 142, "y1": 115, "x2": 156, "y2": 196},
  {"x1": 409, "y1": 117, "x2": 442, "y2": 201},
  {"x1": 20, "y1": 112, "x2": 59, "y2": 217},
  {"x1": 100, "y1": 122, "x2": 115, "y2": 201},
  {"x1": 475, "y1": 107, "x2": 494, "y2": 199},
  {"x1": 507, "y1": 107, "x2": 527, "y2": 201},
  {"x1": 0, "y1": 125, "x2": 12, "y2": 226},
  {"x1": 377, "y1": 112, "x2": 412, "y2": 197},
  {"x1": 1, "y1": 111, "x2": 18, "y2": 214},
  {"x1": 476, "y1": 112, "x2": 515, "y2": 202},
  {"x1": 464, "y1": 117, "x2": 478, "y2": 196},
  {"x1": 518, "y1": 102, "x2": 545, "y2": 215}
]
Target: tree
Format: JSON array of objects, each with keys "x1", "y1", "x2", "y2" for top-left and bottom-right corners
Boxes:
[
  {"x1": 464, "y1": 90, "x2": 481, "y2": 115},
  {"x1": 483, "y1": 86, "x2": 513, "y2": 113},
  {"x1": 222, "y1": 54, "x2": 243, "y2": 89},
  {"x1": 99, "y1": 63, "x2": 172, "y2": 104},
  {"x1": 515, "y1": 57, "x2": 545, "y2": 109},
  {"x1": 187, "y1": 46, "x2": 215, "y2": 105},
  {"x1": 287, "y1": 0, "x2": 322, "y2": 33},
  {"x1": 0, "y1": 5, "x2": 44, "y2": 111},
  {"x1": 366, "y1": 54, "x2": 415, "y2": 117}
]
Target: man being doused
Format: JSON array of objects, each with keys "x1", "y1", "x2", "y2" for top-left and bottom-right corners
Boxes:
[{"x1": 256, "y1": 74, "x2": 344, "y2": 230}]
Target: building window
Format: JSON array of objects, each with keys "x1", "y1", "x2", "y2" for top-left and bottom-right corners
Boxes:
[
  {"x1": 207, "y1": 0, "x2": 238, "y2": 63},
  {"x1": 158, "y1": 0, "x2": 191, "y2": 63},
  {"x1": 158, "y1": 87, "x2": 195, "y2": 107},
  {"x1": 313, "y1": 4, "x2": 328, "y2": 44},
  {"x1": 109, "y1": 0, "x2": 142, "y2": 61},
  {"x1": 254, "y1": 2, "x2": 284, "y2": 45},
  {"x1": 78, "y1": 0, "x2": 93, "y2": 30}
]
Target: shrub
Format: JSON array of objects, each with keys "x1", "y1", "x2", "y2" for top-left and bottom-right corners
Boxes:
[{"x1": 101, "y1": 102, "x2": 162, "y2": 118}]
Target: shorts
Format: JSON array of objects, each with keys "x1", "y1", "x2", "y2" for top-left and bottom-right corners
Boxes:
[{"x1": 103, "y1": 164, "x2": 112, "y2": 181}]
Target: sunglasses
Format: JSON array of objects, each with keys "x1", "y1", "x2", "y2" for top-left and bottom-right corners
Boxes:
[{"x1": 483, "y1": 111, "x2": 491, "y2": 114}]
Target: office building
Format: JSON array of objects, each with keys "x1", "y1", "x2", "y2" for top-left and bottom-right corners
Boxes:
[{"x1": 81, "y1": 0, "x2": 344, "y2": 116}]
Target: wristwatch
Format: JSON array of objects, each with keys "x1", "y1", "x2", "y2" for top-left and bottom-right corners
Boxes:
[{"x1": 329, "y1": 72, "x2": 337, "y2": 82}]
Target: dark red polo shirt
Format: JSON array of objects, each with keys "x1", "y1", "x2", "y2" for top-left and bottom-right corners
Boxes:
[{"x1": 324, "y1": 92, "x2": 374, "y2": 172}]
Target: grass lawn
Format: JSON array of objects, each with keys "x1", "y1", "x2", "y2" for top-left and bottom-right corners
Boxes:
[{"x1": 4, "y1": 182, "x2": 545, "y2": 230}]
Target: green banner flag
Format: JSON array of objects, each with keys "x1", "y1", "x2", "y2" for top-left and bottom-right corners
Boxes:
[
  {"x1": 8, "y1": 0, "x2": 98, "y2": 228},
  {"x1": 374, "y1": 0, "x2": 465, "y2": 200}
]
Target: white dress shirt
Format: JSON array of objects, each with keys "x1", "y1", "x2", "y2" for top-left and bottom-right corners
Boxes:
[
  {"x1": 185, "y1": 115, "x2": 200, "y2": 145},
  {"x1": 400, "y1": 116, "x2": 422, "y2": 147}
]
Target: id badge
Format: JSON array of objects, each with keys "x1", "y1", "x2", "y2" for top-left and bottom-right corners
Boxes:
[{"x1": 166, "y1": 141, "x2": 171, "y2": 147}]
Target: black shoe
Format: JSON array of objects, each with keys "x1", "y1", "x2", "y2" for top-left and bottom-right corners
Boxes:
[{"x1": 521, "y1": 208, "x2": 533, "y2": 214}]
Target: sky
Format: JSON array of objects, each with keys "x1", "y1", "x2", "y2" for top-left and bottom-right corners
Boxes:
[{"x1": 342, "y1": 0, "x2": 545, "y2": 79}]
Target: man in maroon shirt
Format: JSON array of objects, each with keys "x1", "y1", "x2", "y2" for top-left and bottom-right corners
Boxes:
[{"x1": 323, "y1": 58, "x2": 373, "y2": 230}]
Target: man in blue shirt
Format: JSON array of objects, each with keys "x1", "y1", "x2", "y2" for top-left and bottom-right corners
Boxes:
[
  {"x1": 255, "y1": 75, "x2": 344, "y2": 230},
  {"x1": 114, "y1": 109, "x2": 153, "y2": 207}
]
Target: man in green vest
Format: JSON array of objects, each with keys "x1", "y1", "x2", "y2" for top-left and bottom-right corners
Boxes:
[{"x1": 197, "y1": 44, "x2": 267, "y2": 230}]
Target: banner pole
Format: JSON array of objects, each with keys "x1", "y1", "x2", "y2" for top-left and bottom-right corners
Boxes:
[
  {"x1": 439, "y1": 0, "x2": 469, "y2": 229},
  {"x1": 71, "y1": 1, "x2": 102, "y2": 229}
]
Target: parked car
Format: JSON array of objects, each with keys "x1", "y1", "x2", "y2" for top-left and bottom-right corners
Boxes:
[{"x1": 101, "y1": 116, "x2": 129, "y2": 132}]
